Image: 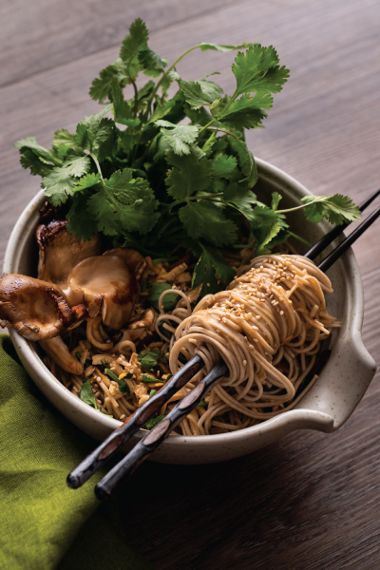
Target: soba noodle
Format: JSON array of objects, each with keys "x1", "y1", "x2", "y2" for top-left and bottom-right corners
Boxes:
[{"x1": 169, "y1": 254, "x2": 338, "y2": 433}]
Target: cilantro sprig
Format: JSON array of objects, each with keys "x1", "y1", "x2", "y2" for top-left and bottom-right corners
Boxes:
[
  {"x1": 79, "y1": 381, "x2": 98, "y2": 409},
  {"x1": 16, "y1": 18, "x2": 360, "y2": 293}
]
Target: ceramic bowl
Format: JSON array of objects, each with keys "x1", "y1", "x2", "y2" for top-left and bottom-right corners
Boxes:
[{"x1": 3, "y1": 158, "x2": 376, "y2": 464}]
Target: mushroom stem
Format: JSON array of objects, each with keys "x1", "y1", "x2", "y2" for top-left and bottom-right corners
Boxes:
[{"x1": 40, "y1": 336, "x2": 84, "y2": 375}]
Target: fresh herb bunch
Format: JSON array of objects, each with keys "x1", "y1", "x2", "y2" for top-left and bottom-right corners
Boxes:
[{"x1": 16, "y1": 18, "x2": 359, "y2": 293}]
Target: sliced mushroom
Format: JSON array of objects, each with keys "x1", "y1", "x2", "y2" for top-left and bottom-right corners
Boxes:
[
  {"x1": 156, "y1": 262, "x2": 188, "y2": 282},
  {"x1": 0, "y1": 273, "x2": 73, "y2": 340},
  {"x1": 40, "y1": 336, "x2": 83, "y2": 375},
  {"x1": 36, "y1": 220, "x2": 102, "y2": 285},
  {"x1": 128, "y1": 308, "x2": 156, "y2": 333},
  {"x1": 64, "y1": 250, "x2": 139, "y2": 330},
  {"x1": 103, "y1": 248, "x2": 147, "y2": 281},
  {"x1": 115, "y1": 309, "x2": 156, "y2": 346}
]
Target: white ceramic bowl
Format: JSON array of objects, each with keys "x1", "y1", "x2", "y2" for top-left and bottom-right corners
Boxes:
[{"x1": 3, "y1": 158, "x2": 376, "y2": 464}]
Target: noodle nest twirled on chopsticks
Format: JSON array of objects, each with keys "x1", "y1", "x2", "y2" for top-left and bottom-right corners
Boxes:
[{"x1": 169, "y1": 254, "x2": 338, "y2": 434}]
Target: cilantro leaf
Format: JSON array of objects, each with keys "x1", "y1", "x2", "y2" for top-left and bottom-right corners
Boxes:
[
  {"x1": 16, "y1": 137, "x2": 61, "y2": 176},
  {"x1": 192, "y1": 247, "x2": 235, "y2": 294},
  {"x1": 52, "y1": 129, "x2": 80, "y2": 160},
  {"x1": 138, "y1": 47, "x2": 167, "y2": 77},
  {"x1": 166, "y1": 153, "x2": 211, "y2": 200},
  {"x1": 215, "y1": 95, "x2": 268, "y2": 129},
  {"x1": 301, "y1": 194, "x2": 360, "y2": 224},
  {"x1": 119, "y1": 18, "x2": 149, "y2": 80},
  {"x1": 86, "y1": 190, "x2": 120, "y2": 237},
  {"x1": 110, "y1": 80, "x2": 135, "y2": 125},
  {"x1": 137, "y1": 80, "x2": 156, "y2": 102},
  {"x1": 42, "y1": 156, "x2": 91, "y2": 205},
  {"x1": 249, "y1": 206, "x2": 288, "y2": 250},
  {"x1": 228, "y1": 138, "x2": 257, "y2": 187},
  {"x1": 75, "y1": 114, "x2": 116, "y2": 162},
  {"x1": 43, "y1": 171, "x2": 75, "y2": 206},
  {"x1": 179, "y1": 79, "x2": 223, "y2": 109},
  {"x1": 16, "y1": 137, "x2": 58, "y2": 164},
  {"x1": 87, "y1": 168, "x2": 159, "y2": 236},
  {"x1": 62, "y1": 156, "x2": 91, "y2": 177},
  {"x1": 73, "y1": 172, "x2": 101, "y2": 193},
  {"x1": 157, "y1": 120, "x2": 199, "y2": 155},
  {"x1": 89, "y1": 61, "x2": 127, "y2": 103},
  {"x1": 90, "y1": 19, "x2": 165, "y2": 106},
  {"x1": 211, "y1": 154, "x2": 238, "y2": 179},
  {"x1": 232, "y1": 44, "x2": 289, "y2": 97},
  {"x1": 79, "y1": 381, "x2": 98, "y2": 409},
  {"x1": 52, "y1": 129, "x2": 77, "y2": 148},
  {"x1": 149, "y1": 91, "x2": 185, "y2": 123},
  {"x1": 225, "y1": 187, "x2": 258, "y2": 210},
  {"x1": 67, "y1": 194, "x2": 96, "y2": 240},
  {"x1": 179, "y1": 201, "x2": 238, "y2": 245}
]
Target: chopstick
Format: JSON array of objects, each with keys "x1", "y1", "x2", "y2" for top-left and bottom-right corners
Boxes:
[
  {"x1": 95, "y1": 360, "x2": 228, "y2": 499},
  {"x1": 96, "y1": 339, "x2": 333, "y2": 499},
  {"x1": 67, "y1": 354, "x2": 203, "y2": 488},
  {"x1": 68, "y1": 190, "x2": 379, "y2": 498},
  {"x1": 318, "y1": 204, "x2": 379, "y2": 271}
]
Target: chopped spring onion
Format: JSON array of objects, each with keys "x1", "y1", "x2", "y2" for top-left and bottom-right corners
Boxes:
[
  {"x1": 138, "y1": 348, "x2": 161, "y2": 371},
  {"x1": 144, "y1": 414, "x2": 165, "y2": 429},
  {"x1": 142, "y1": 373, "x2": 160, "y2": 384},
  {"x1": 104, "y1": 368, "x2": 120, "y2": 382},
  {"x1": 105, "y1": 368, "x2": 129, "y2": 393}
]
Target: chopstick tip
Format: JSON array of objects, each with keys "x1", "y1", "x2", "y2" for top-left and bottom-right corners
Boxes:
[
  {"x1": 66, "y1": 472, "x2": 82, "y2": 489},
  {"x1": 95, "y1": 482, "x2": 111, "y2": 501}
]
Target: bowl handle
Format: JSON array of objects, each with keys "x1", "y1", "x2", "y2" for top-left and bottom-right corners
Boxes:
[{"x1": 300, "y1": 331, "x2": 377, "y2": 429}]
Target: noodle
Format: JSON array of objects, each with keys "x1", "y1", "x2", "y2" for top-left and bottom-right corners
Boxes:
[
  {"x1": 169, "y1": 254, "x2": 338, "y2": 433},
  {"x1": 43, "y1": 253, "x2": 338, "y2": 436},
  {"x1": 155, "y1": 288, "x2": 192, "y2": 342}
]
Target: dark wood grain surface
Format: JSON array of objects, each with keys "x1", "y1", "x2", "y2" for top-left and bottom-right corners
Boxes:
[{"x1": 2, "y1": 0, "x2": 380, "y2": 568}]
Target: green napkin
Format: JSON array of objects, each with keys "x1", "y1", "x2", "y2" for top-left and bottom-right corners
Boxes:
[{"x1": 0, "y1": 335, "x2": 146, "y2": 570}]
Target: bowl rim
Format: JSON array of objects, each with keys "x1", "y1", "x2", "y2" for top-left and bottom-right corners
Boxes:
[{"x1": 2, "y1": 157, "x2": 366, "y2": 447}]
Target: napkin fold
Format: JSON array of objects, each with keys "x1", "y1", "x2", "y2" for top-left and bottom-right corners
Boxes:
[{"x1": 0, "y1": 335, "x2": 146, "y2": 570}]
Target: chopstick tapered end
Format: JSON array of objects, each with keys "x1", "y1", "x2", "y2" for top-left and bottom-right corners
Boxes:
[
  {"x1": 95, "y1": 482, "x2": 111, "y2": 501},
  {"x1": 66, "y1": 472, "x2": 82, "y2": 489}
]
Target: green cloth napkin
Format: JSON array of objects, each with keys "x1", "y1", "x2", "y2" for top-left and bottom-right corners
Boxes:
[{"x1": 0, "y1": 335, "x2": 147, "y2": 570}]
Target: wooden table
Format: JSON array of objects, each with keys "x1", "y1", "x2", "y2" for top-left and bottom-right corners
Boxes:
[{"x1": 2, "y1": 0, "x2": 379, "y2": 568}]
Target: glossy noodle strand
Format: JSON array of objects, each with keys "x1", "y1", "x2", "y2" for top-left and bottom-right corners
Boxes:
[{"x1": 169, "y1": 255, "x2": 337, "y2": 433}]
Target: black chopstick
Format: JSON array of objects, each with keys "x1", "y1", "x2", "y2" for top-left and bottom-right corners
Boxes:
[
  {"x1": 94, "y1": 202, "x2": 379, "y2": 495},
  {"x1": 305, "y1": 188, "x2": 380, "y2": 260},
  {"x1": 67, "y1": 354, "x2": 204, "y2": 488},
  {"x1": 96, "y1": 340, "x2": 336, "y2": 498},
  {"x1": 318, "y1": 204, "x2": 380, "y2": 272},
  {"x1": 68, "y1": 191, "x2": 379, "y2": 497},
  {"x1": 95, "y1": 360, "x2": 228, "y2": 499}
]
